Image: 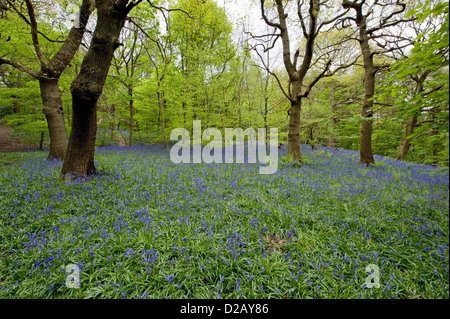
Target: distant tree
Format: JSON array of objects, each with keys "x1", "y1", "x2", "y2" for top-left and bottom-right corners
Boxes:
[
  {"x1": 339, "y1": 0, "x2": 412, "y2": 165},
  {"x1": 255, "y1": 0, "x2": 358, "y2": 162}
]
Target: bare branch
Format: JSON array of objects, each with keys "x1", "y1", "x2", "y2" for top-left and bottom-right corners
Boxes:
[
  {"x1": 147, "y1": 0, "x2": 193, "y2": 19},
  {"x1": 316, "y1": 6, "x2": 351, "y2": 36},
  {"x1": 126, "y1": 0, "x2": 144, "y2": 14},
  {"x1": 46, "y1": 0, "x2": 95, "y2": 75},
  {"x1": 128, "y1": 17, "x2": 165, "y2": 60},
  {"x1": 252, "y1": 44, "x2": 292, "y2": 102},
  {"x1": 24, "y1": 0, "x2": 46, "y2": 66},
  {"x1": 7, "y1": 0, "x2": 65, "y2": 43},
  {"x1": 371, "y1": 42, "x2": 411, "y2": 56},
  {"x1": 297, "y1": 0, "x2": 309, "y2": 38},
  {"x1": 260, "y1": 0, "x2": 282, "y2": 29},
  {"x1": 301, "y1": 54, "x2": 360, "y2": 98},
  {"x1": 293, "y1": 48, "x2": 300, "y2": 69},
  {"x1": 368, "y1": 18, "x2": 415, "y2": 34},
  {"x1": 0, "y1": 57, "x2": 40, "y2": 79}
]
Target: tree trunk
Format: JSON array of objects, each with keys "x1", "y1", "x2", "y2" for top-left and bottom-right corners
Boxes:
[
  {"x1": 39, "y1": 78, "x2": 69, "y2": 160},
  {"x1": 39, "y1": 131, "x2": 44, "y2": 150},
  {"x1": 396, "y1": 115, "x2": 417, "y2": 161},
  {"x1": 328, "y1": 103, "x2": 336, "y2": 147},
  {"x1": 308, "y1": 126, "x2": 315, "y2": 149},
  {"x1": 128, "y1": 86, "x2": 134, "y2": 147},
  {"x1": 264, "y1": 95, "x2": 268, "y2": 149},
  {"x1": 288, "y1": 97, "x2": 302, "y2": 161},
  {"x1": 359, "y1": 22, "x2": 375, "y2": 165},
  {"x1": 431, "y1": 112, "x2": 439, "y2": 166},
  {"x1": 61, "y1": 0, "x2": 132, "y2": 177},
  {"x1": 110, "y1": 103, "x2": 116, "y2": 140},
  {"x1": 396, "y1": 75, "x2": 426, "y2": 161},
  {"x1": 158, "y1": 91, "x2": 168, "y2": 148}
]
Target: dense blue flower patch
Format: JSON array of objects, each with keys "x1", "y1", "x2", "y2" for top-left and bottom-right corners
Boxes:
[{"x1": 0, "y1": 145, "x2": 448, "y2": 298}]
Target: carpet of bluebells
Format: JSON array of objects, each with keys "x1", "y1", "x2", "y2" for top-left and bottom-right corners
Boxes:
[{"x1": 0, "y1": 145, "x2": 448, "y2": 299}]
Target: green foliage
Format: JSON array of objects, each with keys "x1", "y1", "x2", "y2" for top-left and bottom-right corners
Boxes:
[
  {"x1": 0, "y1": 84, "x2": 47, "y2": 144},
  {"x1": 377, "y1": 0, "x2": 449, "y2": 166}
]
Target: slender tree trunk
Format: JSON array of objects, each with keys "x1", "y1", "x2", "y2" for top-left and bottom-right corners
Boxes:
[
  {"x1": 359, "y1": 23, "x2": 375, "y2": 165},
  {"x1": 396, "y1": 75, "x2": 426, "y2": 161},
  {"x1": 128, "y1": 86, "x2": 134, "y2": 147},
  {"x1": 39, "y1": 78, "x2": 68, "y2": 160},
  {"x1": 396, "y1": 116, "x2": 417, "y2": 161},
  {"x1": 183, "y1": 102, "x2": 187, "y2": 127},
  {"x1": 110, "y1": 103, "x2": 116, "y2": 140},
  {"x1": 238, "y1": 102, "x2": 242, "y2": 128},
  {"x1": 39, "y1": 132, "x2": 44, "y2": 150},
  {"x1": 264, "y1": 95, "x2": 268, "y2": 148},
  {"x1": 431, "y1": 112, "x2": 439, "y2": 165},
  {"x1": 61, "y1": 0, "x2": 132, "y2": 177},
  {"x1": 308, "y1": 126, "x2": 315, "y2": 149},
  {"x1": 157, "y1": 91, "x2": 168, "y2": 148},
  {"x1": 328, "y1": 103, "x2": 336, "y2": 147}
]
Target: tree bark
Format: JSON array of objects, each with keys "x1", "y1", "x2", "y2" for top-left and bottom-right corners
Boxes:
[
  {"x1": 1, "y1": 0, "x2": 93, "y2": 160},
  {"x1": 396, "y1": 116, "x2": 417, "y2": 161},
  {"x1": 359, "y1": 17, "x2": 375, "y2": 164},
  {"x1": 328, "y1": 103, "x2": 336, "y2": 147},
  {"x1": 261, "y1": 0, "x2": 322, "y2": 162},
  {"x1": 128, "y1": 86, "x2": 134, "y2": 147},
  {"x1": 342, "y1": 0, "x2": 375, "y2": 165},
  {"x1": 396, "y1": 74, "x2": 427, "y2": 161},
  {"x1": 39, "y1": 78, "x2": 68, "y2": 160},
  {"x1": 39, "y1": 131, "x2": 44, "y2": 150},
  {"x1": 157, "y1": 91, "x2": 168, "y2": 148},
  {"x1": 61, "y1": 0, "x2": 138, "y2": 177},
  {"x1": 288, "y1": 94, "x2": 302, "y2": 161}
]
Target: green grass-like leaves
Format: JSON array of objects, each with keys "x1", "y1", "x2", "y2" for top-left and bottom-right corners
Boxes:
[{"x1": 0, "y1": 146, "x2": 448, "y2": 299}]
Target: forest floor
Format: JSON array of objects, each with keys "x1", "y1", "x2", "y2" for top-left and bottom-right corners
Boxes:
[
  {"x1": 0, "y1": 121, "x2": 35, "y2": 153},
  {"x1": 0, "y1": 145, "x2": 448, "y2": 299}
]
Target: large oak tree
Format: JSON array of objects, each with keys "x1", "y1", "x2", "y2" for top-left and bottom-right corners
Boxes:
[{"x1": 61, "y1": 0, "x2": 142, "y2": 177}]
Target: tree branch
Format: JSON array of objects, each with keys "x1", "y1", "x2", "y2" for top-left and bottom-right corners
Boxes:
[
  {"x1": 252, "y1": 44, "x2": 292, "y2": 102},
  {"x1": 46, "y1": 0, "x2": 95, "y2": 75},
  {"x1": 301, "y1": 54, "x2": 360, "y2": 98},
  {"x1": 147, "y1": 0, "x2": 193, "y2": 19},
  {"x1": 0, "y1": 57, "x2": 40, "y2": 79},
  {"x1": 24, "y1": 0, "x2": 46, "y2": 67},
  {"x1": 7, "y1": 0, "x2": 65, "y2": 43},
  {"x1": 260, "y1": 0, "x2": 282, "y2": 29}
]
